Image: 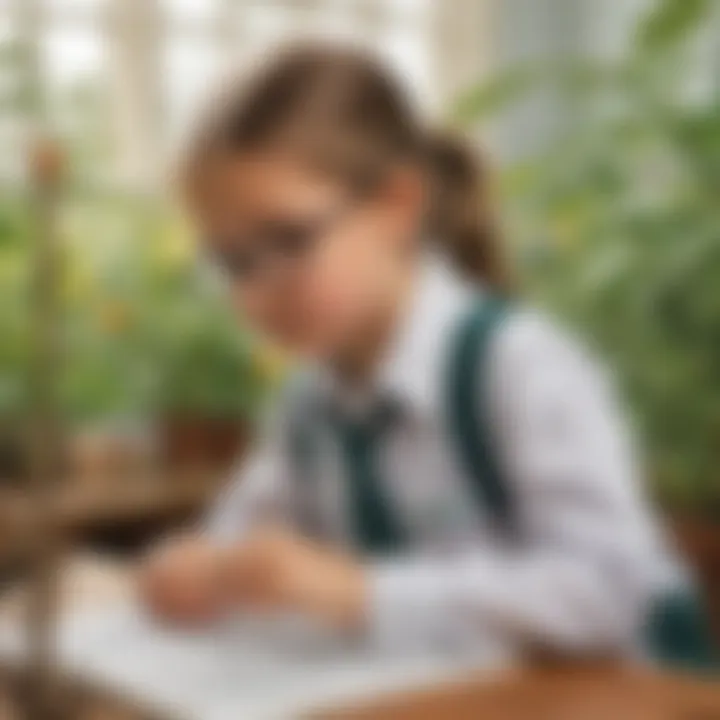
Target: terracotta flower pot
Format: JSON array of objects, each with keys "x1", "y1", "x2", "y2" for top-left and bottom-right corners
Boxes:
[{"x1": 159, "y1": 415, "x2": 249, "y2": 473}]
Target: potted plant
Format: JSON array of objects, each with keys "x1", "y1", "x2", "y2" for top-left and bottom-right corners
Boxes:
[
  {"x1": 61, "y1": 200, "x2": 276, "y2": 474},
  {"x1": 152, "y1": 297, "x2": 269, "y2": 471},
  {"x1": 138, "y1": 216, "x2": 276, "y2": 472}
]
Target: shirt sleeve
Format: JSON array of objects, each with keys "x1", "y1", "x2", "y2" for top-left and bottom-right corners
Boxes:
[
  {"x1": 204, "y1": 403, "x2": 297, "y2": 545},
  {"x1": 367, "y1": 311, "x2": 669, "y2": 656}
]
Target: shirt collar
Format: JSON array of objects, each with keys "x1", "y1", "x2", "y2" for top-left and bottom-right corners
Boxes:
[{"x1": 312, "y1": 253, "x2": 476, "y2": 420}]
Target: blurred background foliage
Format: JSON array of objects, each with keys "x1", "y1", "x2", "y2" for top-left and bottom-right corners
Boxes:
[
  {"x1": 0, "y1": 0, "x2": 717, "y2": 513},
  {"x1": 0, "y1": 4, "x2": 274, "y2": 436},
  {"x1": 455, "y1": 0, "x2": 719, "y2": 513},
  {"x1": 0, "y1": 189, "x2": 271, "y2": 426}
]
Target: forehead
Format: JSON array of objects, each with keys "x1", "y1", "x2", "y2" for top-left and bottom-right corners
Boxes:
[{"x1": 190, "y1": 151, "x2": 346, "y2": 226}]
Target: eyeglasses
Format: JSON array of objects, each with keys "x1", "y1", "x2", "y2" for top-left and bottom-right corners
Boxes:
[{"x1": 207, "y1": 196, "x2": 360, "y2": 285}]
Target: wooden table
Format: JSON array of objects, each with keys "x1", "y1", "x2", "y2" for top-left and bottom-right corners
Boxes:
[
  {"x1": 2, "y1": 558, "x2": 718, "y2": 720},
  {"x1": 0, "y1": 473, "x2": 221, "y2": 566},
  {"x1": 328, "y1": 663, "x2": 720, "y2": 719}
]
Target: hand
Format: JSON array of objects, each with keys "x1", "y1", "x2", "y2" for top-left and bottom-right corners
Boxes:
[
  {"x1": 139, "y1": 535, "x2": 227, "y2": 626},
  {"x1": 224, "y1": 527, "x2": 368, "y2": 631}
]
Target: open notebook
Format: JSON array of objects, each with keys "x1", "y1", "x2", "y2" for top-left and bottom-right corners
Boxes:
[{"x1": 1, "y1": 602, "x2": 506, "y2": 719}]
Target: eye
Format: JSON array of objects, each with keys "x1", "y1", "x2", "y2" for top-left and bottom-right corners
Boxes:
[
  {"x1": 210, "y1": 245, "x2": 258, "y2": 280},
  {"x1": 270, "y1": 223, "x2": 315, "y2": 258}
]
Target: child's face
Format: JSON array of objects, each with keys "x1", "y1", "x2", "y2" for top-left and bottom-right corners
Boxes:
[{"x1": 193, "y1": 152, "x2": 423, "y2": 358}]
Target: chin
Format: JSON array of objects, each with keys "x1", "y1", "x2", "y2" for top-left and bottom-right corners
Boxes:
[
  {"x1": 274, "y1": 331, "x2": 330, "y2": 361},
  {"x1": 296, "y1": 338, "x2": 336, "y2": 361}
]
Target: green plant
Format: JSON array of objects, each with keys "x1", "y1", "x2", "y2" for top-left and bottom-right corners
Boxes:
[
  {"x1": 0, "y1": 193, "x2": 31, "y2": 419},
  {"x1": 0, "y1": 182, "x2": 269, "y2": 427},
  {"x1": 58, "y1": 200, "x2": 269, "y2": 424},
  {"x1": 0, "y1": 26, "x2": 272, "y2": 428},
  {"x1": 145, "y1": 258, "x2": 268, "y2": 421},
  {"x1": 454, "y1": 0, "x2": 720, "y2": 513}
]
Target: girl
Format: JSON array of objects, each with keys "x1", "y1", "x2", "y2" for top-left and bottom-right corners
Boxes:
[{"x1": 141, "y1": 44, "x2": 712, "y2": 666}]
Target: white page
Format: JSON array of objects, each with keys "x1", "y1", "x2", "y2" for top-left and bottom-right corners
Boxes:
[{"x1": 1, "y1": 602, "x2": 507, "y2": 719}]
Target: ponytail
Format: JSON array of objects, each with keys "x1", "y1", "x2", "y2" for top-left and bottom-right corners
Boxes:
[{"x1": 424, "y1": 131, "x2": 512, "y2": 292}]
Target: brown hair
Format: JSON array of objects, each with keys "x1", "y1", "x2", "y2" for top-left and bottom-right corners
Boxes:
[{"x1": 182, "y1": 43, "x2": 511, "y2": 290}]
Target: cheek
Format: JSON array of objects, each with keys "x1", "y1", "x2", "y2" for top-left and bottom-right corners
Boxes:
[
  {"x1": 232, "y1": 286, "x2": 272, "y2": 332},
  {"x1": 234, "y1": 280, "x2": 334, "y2": 352},
  {"x1": 308, "y1": 267, "x2": 361, "y2": 327},
  {"x1": 302, "y1": 229, "x2": 385, "y2": 342}
]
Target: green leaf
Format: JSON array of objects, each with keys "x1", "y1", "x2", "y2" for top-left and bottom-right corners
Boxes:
[
  {"x1": 634, "y1": 0, "x2": 710, "y2": 53},
  {"x1": 450, "y1": 66, "x2": 538, "y2": 124}
]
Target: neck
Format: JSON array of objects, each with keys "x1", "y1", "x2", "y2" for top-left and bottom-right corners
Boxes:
[{"x1": 332, "y1": 261, "x2": 419, "y2": 387}]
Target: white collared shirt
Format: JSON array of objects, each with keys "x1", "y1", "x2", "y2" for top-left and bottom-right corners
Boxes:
[{"x1": 207, "y1": 255, "x2": 678, "y2": 659}]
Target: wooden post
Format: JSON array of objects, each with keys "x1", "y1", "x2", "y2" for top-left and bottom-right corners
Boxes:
[
  {"x1": 12, "y1": 0, "x2": 66, "y2": 712},
  {"x1": 25, "y1": 136, "x2": 66, "y2": 719}
]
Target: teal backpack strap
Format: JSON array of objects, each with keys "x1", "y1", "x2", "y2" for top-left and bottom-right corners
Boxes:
[
  {"x1": 445, "y1": 296, "x2": 517, "y2": 539},
  {"x1": 447, "y1": 299, "x2": 718, "y2": 668},
  {"x1": 645, "y1": 585, "x2": 718, "y2": 673}
]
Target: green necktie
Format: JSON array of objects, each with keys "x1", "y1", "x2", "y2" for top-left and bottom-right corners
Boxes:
[{"x1": 335, "y1": 403, "x2": 404, "y2": 555}]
